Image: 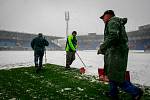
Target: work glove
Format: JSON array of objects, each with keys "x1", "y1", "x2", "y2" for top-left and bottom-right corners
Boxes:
[
  {"x1": 97, "y1": 46, "x2": 106, "y2": 55},
  {"x1": 98, "y1": 42, "x2": 107, "y2": 55},
  {"x1": 97, "y1": 49, "x2": 102, "y2": 55},
  {"x1": 73, "y1": 49, "x2": 76, "y2": 53}
]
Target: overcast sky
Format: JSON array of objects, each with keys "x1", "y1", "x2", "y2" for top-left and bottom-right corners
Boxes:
[{"x1": 0, "y1": 0, "x2": 150, "y2": 37}]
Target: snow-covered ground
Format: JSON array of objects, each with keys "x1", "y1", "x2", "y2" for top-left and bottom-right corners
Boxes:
[{"x1": 0, "y1": 50, "x2": 150, "y2": 86}]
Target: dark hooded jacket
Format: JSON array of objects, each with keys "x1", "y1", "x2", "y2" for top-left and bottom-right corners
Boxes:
[
  {"x1": 100, "y1": 17, "x2": 129, "y2": 83},
  {"x1": 31, "y1": 35, "x2": 49, "y2": 53}
]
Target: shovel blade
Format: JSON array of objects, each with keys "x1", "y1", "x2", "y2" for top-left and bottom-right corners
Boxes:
[
  {"x1": 98, "y1": 68, "x2": 130, "y2": 81},
  {"x1": 125, "y1": 71, "x2": 130, "y2": 81},
  {"x1": 80, "y1": 67, "x2": 85, "y2": 74}
]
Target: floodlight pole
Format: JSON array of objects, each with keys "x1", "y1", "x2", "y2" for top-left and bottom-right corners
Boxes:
[{"x1": 65, "y1": 11, "x2": 69, "y2": 38}]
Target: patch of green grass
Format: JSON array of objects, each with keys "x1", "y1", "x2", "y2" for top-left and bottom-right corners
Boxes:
[{"x1": 0, "y1": 64, "x2": 150, "y2": 100}]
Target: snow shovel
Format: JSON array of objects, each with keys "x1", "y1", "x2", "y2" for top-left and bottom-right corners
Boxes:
[
  {"x1": 98, "y1": 68, "x2": 109, "y2": 82},
  {"x1": 76, "y1": 52, "x2": 86, "y2": 74},
  {"x1": 98, "y1": 68, "x2": 130, "y2": 82},
  {"x1": 45, "y1": 49, "x2": 47, "y2": 64}
]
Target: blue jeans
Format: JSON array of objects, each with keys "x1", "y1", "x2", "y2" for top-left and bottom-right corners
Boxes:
[{"x1": 109, "y1": 80, "x2": 140, "y2": 97}]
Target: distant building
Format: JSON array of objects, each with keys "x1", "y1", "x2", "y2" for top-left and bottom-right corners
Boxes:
[
  {"x1": 77, "y1": 33, "x2": 103, "y2": 50},
  {"x1": 75, "y1": 24, "x2": 150, "y2": 51},
  {"x1": 128, "y1": 24, "x2": 150, "y2": 50},
  {"x1": 0, "y1": 30, "x2": 63, "y2": 51}
]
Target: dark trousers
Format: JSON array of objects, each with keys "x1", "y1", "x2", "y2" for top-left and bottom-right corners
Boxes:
[
  {"x1": 34, "y1": 50, "x2": 44, "y2": 68},
  {"x1": 66, "y1": 51, "x2": 75, "y2": 67},
  {"x1": 109, "y1": 80, "x2": 140, "y2": 97}
]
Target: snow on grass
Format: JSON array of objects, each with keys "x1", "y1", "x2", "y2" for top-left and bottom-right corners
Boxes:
[{"x1": 1, "y1": 51, "x2": 150, "y2": 86}]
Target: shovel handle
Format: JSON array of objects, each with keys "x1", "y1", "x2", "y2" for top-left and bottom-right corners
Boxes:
[
  {"x1": 76, "y1": 52, "x2": 87, "y2": 68},
  {"x1": 45, "y1": 49, "x2": 47, "y2": 63}
]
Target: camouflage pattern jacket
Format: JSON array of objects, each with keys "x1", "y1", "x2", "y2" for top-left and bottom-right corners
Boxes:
[{"x1": 100, "y1": 17, "x2": 129, "y2": 83}]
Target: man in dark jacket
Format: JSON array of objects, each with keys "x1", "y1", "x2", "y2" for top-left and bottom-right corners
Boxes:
[
  {"x1": 31, "y1": 33, "x2": 49, "y2": 73},
  {"x1": 65, "y1": 31, "x2": 77, "y2": 69},
  {"x1": 98, "y1": 10, "x2": 143, "y2": 100}
]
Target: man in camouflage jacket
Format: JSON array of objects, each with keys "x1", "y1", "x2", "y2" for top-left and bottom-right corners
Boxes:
[{"x1": 98, "y1": 10, "x2": 143, "y2": 100}]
